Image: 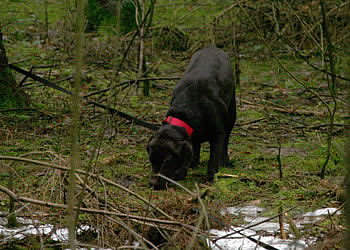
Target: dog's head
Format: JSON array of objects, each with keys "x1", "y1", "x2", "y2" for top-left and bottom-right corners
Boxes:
[{"x1": 147, "y1": 125, "x2": 192, "y2": 189}]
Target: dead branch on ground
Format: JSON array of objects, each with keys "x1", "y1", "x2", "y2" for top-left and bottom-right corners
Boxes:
[
  {"x1": 0, "y1": 184, "x2": 190, "y2": 228},
  {"x1": 7, "y1": 63, "x2": 160, "y2": 131},
  {"x1": 0, "y1": 155, "x2": 172, "y2": 219}
]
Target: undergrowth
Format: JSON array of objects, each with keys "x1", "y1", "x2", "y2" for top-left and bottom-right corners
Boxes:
[{"x1": 0, "y1": 0, "x2": 347, "y2": 248}]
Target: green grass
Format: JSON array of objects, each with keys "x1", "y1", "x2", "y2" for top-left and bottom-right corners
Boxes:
[
  {"x1": 0, "y1": 0, "x2": 66, "y2": 27},
  {"x1": 0, "y1": 0, "x2": 347, "y2": 248}
]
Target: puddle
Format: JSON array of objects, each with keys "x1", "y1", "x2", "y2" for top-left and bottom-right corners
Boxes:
[{"x1": 209, "y1": 206, "x2": 340, "y2": 249}]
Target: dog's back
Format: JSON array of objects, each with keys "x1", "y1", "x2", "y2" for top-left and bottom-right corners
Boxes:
[
  {"x1": 184, "y1": 46, "x2": 233, "y2": 85},
  {"x1": 168, "y1": 46, "x2": 235, "y2": 133}
]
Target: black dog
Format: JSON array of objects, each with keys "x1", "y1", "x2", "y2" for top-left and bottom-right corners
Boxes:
[{"x1": 147, "y1": 46, "x2": 236, "y2": 189}]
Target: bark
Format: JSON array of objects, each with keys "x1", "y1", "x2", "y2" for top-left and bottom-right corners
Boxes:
[
  {"x1": 67, "y1": 0, "x2": 85, "y2": 247},
  {"x1": 319, "y1": 0, "x2": 337, "y2": 179},
  {"x1": 137, "y1": 0, "x2": 150, "y2": 96},
  {"x1": 44, "y1": 0, "x2": 49, "y2": 41},
  {"x1": 0, "y1": 26, "x2": 25, "y2": 108}
]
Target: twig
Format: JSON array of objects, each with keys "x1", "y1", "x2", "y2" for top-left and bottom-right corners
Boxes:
[
  {"x1": 277, "y1": 142, "x2": 283, "y2": 179},
  {"x1": 0, "y1": 155, "x2": 173, "y2": 220},
  {"x1": 319, "y1": 0, "x2": 338, "y2": 179},
  {"x1": 107, "y1": 215, "x2": 156, "y2": 250},
  {"x1": 7, "y1": 62, "x2": 160, "y2": 131},
  {"x1": 52, "y1": 75, "x2": 73, "y2": 84},
  {"x1": 74, "y1": 173, "x2": 118, "y2": 212},
  {"x1": 242, "y1": 99, "x2": 322, "y2": 116},
  {"x1": 216, "y1": 174, "x2": 239, "y2": 179},
  {"x1": 206, "y1": 209, "x2": 279, "y2": 250},
  {"x1": 307, "y1": 203, "x2": 344, "y2": 229},
  {"x1": 195, "y1": 184, "x2": 210, "y2": 242},
  {"x1": 73, "y1": 118, "x2": 108, "y2": 227},
  {"x1": 197, "y1": 184, "x2": 210, "y2": 231},
  {"x1": 296, "y1": 123, "x2": 348, "y2": 130},
  {"x1": 212, "y1": 205, "x2": 297, "y2": 243},
  {"x1": 88, "y1": 101, "x2": 159, "y2": 131},
  {"x1": 236, "y1": 118, "x2": 265, "y2": 126},
  {"x1": 22, "y1": 202, "x2": 45, "y2": 249},
  {"x1": 278, "y1": 206, "x2": 287, "y2": 240},
  {"x1": 8, "y1": 64, "x2": 72, "y2": 95},
  {"x1": 157, "y1": 174, "x2": 195, "y2": 196},
  {"x1": 105, "y1": 3, "x2": 154, "y2": 93},
  {"x1": 83, "y1": 76, "x2": 180, "y2": 98},
  {"x1": 277, "y1": 34, "x2": 349, "y2": 82},
  {"x1": 0, "y1": 184, "x2": 186, "y2": 227},
  {"x1": 286, "y1": 3, "x2": 321, "y2": 49},
  {"x1": 138, "y1": 0, "x2": 147, "y2": 96},
  {"x1": 18, "y1": 66, "x2": 32, "y2": 87},
  {"x1": 237, "y1": 3, "x2": 332, "y2": 117},
  {"x1": 187, "y1": 207, "x2": 205, "y2": 250},
  {"x1": 0, "y1": 108, "x2": 36, "y2": 113}
]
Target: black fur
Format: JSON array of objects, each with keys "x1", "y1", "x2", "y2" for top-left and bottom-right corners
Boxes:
[{"x1": 147, "y1": 46, "x2": 236, "y2": 189}]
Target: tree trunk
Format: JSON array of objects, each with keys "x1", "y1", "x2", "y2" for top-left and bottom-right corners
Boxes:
[
  {"x1": 137, "y1": 0, "x2": 149, "y2": 96},
  {"x1": 0, "y1": 26, "x2": 26, "y2": 108},
  {"x1": 44, "y1": 0, "x2": 49, "y2": 42}
]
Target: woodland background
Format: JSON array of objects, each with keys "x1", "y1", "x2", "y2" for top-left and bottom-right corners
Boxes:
[{"x1": 0, "y1": 0, "x2": 349, "y2": 249}]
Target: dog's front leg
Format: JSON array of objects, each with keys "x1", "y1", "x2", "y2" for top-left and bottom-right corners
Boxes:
[
  {"x1": 190, "y1": 141, "x2": 201, "y2": 169},
  {"x1": 207, "y1": 133, "x2": 225, "y2": 180}
]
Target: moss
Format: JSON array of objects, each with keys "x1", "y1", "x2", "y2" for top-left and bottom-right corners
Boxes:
[
  {"x1": 6, "y1": 213, "x2": 18, "y2": 228},
  {"x1": 0, "y1": 85, "x2": 26, "y2": 109}
]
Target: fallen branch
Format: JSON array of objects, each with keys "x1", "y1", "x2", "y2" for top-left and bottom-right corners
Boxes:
[
  {"x1": 107, "y1": 215, "x2": 158, "y2": 250},
  {"x1": 216, "y1": 174, "x2": 239, "y2": 179},
  {"x1": 0, "y1": 108, "x2": 36, "y2": 113},
  {"x1": 236, "y1": 118, "x2": 265, "y2": 126},
  {"x1": 242, "y1": 99, "x2": 323, "y2": 116},
  {"x1": 0, "y1": 184, "x2": 186, "y2": 227},
  {"x1": 0, "y1": 155, "x2": 171, "y2": 220},
  {"x1": 88, "y1": 101, "x2": 159, "y2": 131},
  {"x1": 157, "y1": 173, "x2": 195, "y2": 196},
  {"x1": 8, "y1": 63, "x2": 160, "y2": 131},
  {"x1": 18, "y1": 66, "x2": 32, "y2": 87},
  {"x1": 9, "y1": 64, "x2": 72, "y2": 95},
  {"x1": 118, "y1": 76, "x2": 180, "y2": 88},
  {"x1": 198, "y1": 207, "x2": 279, "y2": 250},
  {"x1": 83, "y1": 76, "x2": 179, "y2": 98},
  {"x1": 296, "y1": 123, "x2": 348, "y2": 130},
  {"x1": 212, "y1": 205, "x2": 297, "y2": 243}
]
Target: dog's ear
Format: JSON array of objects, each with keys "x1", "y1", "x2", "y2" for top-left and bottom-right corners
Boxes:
[{"x1": 173, "y1": 140, "x2": 193, "y2": 180}]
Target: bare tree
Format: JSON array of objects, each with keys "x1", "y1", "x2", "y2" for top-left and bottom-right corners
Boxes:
[{"x1": 136, "y1": 0, "x2": 156, "y2": 96}]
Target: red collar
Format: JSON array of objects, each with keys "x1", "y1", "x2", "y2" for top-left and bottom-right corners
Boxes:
[{"x1": 162, "y1": 116, "x2": 194, "y2": 136}]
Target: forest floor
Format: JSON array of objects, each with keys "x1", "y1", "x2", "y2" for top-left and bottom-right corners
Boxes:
[
  {"x1": 0, "y1": 0, "x2": 348, "y2": 249},
  {"x1": 0, "y1": 43, "x2": 347, "y2": 248}
]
